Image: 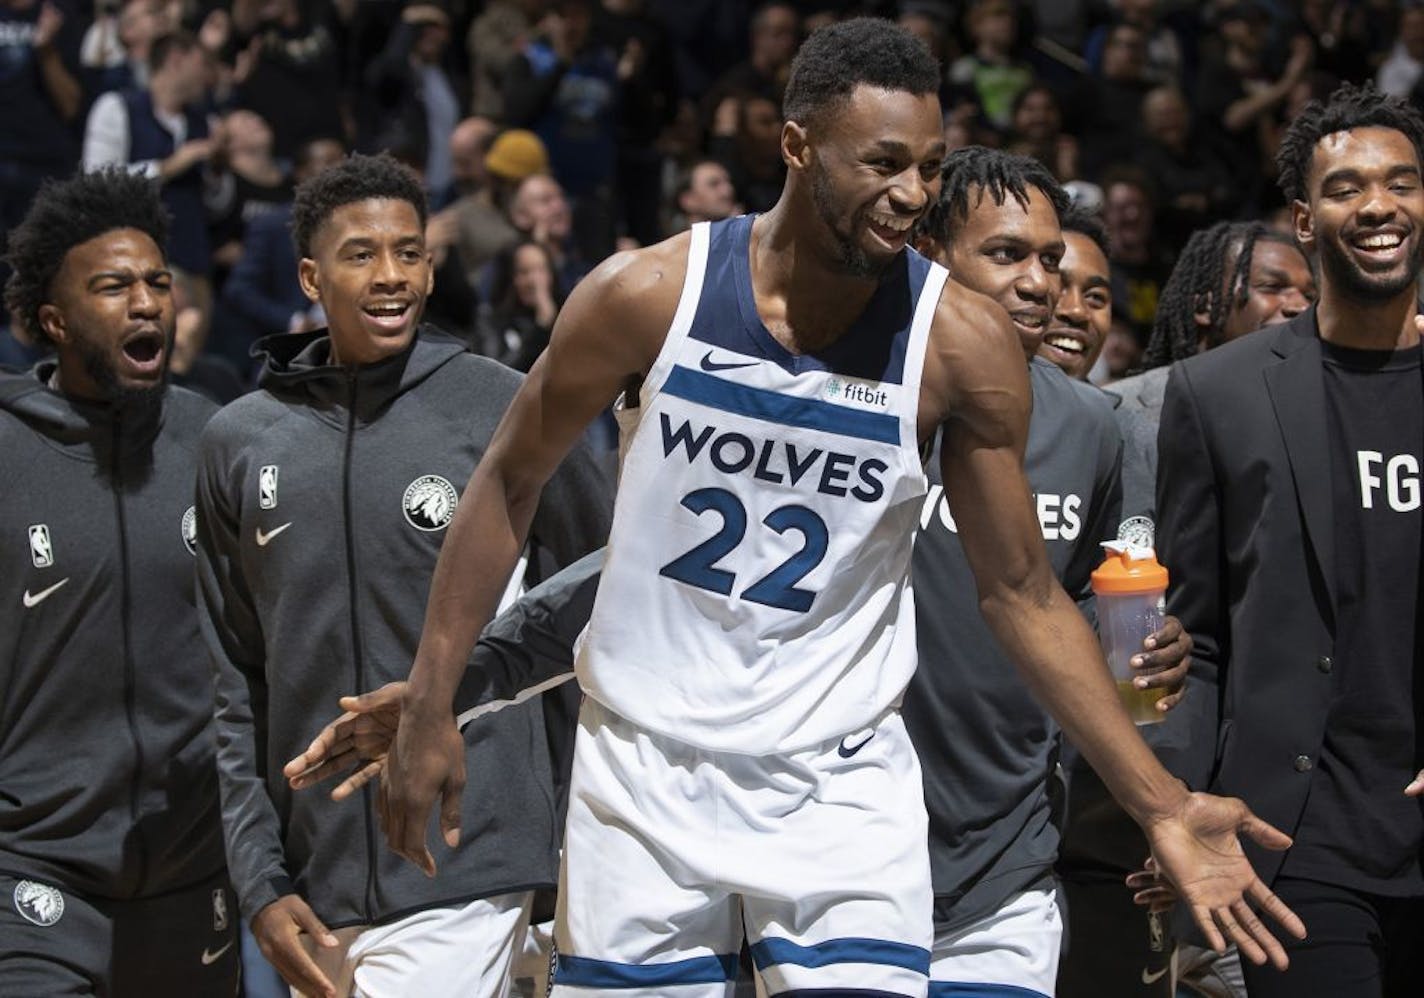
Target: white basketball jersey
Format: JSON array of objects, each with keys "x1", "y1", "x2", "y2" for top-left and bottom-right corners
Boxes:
[{"x1": 575, "y1": 216, "x2": 947, "y2": 754}]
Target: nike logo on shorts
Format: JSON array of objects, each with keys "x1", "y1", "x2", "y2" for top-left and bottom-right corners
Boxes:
[
  {"x1": 255, "y1": 523, "x2": 292, "y2": 547},
  {"x1": 837, "y1": 731, "x2": 874, "y2": 758},
  {"x1": 201, "y1": 940, "x2": 234, "y2": 966},
  {"x1": 22, "y1": 578, "x2": 69, "y2": 608},
  {"x1": 699, "y1": 350, "x2": 757, "y2": 373},
  {"x1": 1141, "y1": 965, "x2": 1169, "y2": 985}
]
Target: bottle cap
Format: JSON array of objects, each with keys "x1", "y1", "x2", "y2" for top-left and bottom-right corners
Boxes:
[{"x1": 1091, "y1": 540, "x2": 1168, "y2": 595}]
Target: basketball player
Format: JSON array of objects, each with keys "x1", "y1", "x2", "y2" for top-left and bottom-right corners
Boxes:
[
  {"x1": 362, "y1": 20, "x2": 1297, "y2": 996},
  {"x1": 0, "y1": 169, "x2": 238, "y2": 993},
  {"x1": 194, "y1": 153, "x2": 610, "y2": 998}
]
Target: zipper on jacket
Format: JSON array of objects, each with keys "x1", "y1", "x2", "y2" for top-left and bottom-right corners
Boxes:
[
  {"x1": 343, "y1": 371, "x2": 379, "y2": 922},
  {"x1": 113, "y1": 413, "x2": 149, "y2": 893}
]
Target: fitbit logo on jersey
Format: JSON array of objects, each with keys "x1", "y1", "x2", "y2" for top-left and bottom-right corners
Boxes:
[
  {"x1": 660, "y1": 413, "x2": 887, "y2": 502},
  {"x1": 823, "y1": 376, "x2": 890, "y2": 411}
]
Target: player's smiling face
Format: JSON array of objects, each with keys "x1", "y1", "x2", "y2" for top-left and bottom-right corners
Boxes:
[
  {"x1": 1039, "y1": 229, "x2": 1111, "y2": 380},
  {"x1": 1296, "y1": 125, "x2": 1424, "y2": 304},
  {"x1": 940, "y1": 184, "x2": 1064, "y2": 360},
  {"x1": 299, "y1": 197, "x2": 433, "y2": 366},
  {"x1": 804, "y1": 85, "x2": 945, "y2": 277}
]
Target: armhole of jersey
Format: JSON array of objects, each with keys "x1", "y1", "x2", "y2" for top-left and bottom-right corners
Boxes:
[
  {"x1": 640, "y1": 220, "x2": 711, "y2": 407},
  {"x1": 898, "y1": 261, "x2": 948, "y2": 456}
]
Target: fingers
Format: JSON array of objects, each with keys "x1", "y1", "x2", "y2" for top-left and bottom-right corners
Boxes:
[
  {"x1": 1405, "y1": 769, "x2": 1424, "y2": 796},
  {"x1": 1156, "y1": 686, "x2": 1186, "y2": 712},
  {"x1": 257, "y1": 900, "x2": 338, "y2": 998},
  {"x1": 1189, "y1": 903, "x2": 1227, "y2": 955},
  {"x1": 439, "y1": 770, "x2": 465, "y2": 850},
  {"x1": 283, "y1": 712, "x2": 357, "y2": 783},
  {"x1": 1246, "y1": 877, "x2": 1307, "y2": 942},
  {"x1": 331, "y1": 759, "x2": 384, "y2": 802},
  {"x1": 1238, "y1": 808, "x2": 1295, "y2": 853}
]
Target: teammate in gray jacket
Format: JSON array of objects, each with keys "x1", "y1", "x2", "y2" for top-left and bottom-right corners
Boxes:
[
  {"x1": 0, "y1": 169, "x2": 238, "y2": 995},
  {"x1": 194, "y1": 154, "x2": 611, "y2": 998}
]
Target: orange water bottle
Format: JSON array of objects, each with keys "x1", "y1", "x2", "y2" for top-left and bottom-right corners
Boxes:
[{"x1": 1090, "y1": 541, "x2": 1169, "y2": 725}]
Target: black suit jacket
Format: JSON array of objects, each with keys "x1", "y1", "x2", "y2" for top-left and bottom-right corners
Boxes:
[{"x1": 1156, "y1": 311, "x2": 1338, "y2": 886}]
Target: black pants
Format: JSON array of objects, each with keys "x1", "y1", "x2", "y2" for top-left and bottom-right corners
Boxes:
[
  {"x1": 1240, "y1": 877, "x2": 1424, "y2": 998},
  {"x1": 0, "y1": 870, "x2": 240, "y2": 996}
]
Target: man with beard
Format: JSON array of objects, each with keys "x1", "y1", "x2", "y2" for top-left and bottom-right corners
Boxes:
[
  {"x1": 1158, "y1": 83, "x2": 1424, "y2": 996},
  {"x1": 0, "y1": 168, "x2": 237, "y2": 994},
  {"x1": 364, "y1": 19, "x2": 1302, "y2": 996}
]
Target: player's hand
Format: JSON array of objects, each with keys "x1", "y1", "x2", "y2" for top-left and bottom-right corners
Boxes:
[
  {"x1": 283, "y1": 682, "x2": 407, "y2": 799},
  {"x1": 1406, "y1": 769, "x2": 1424, "y2": 796},
  {"x1": 251, "y1": 894, "x2": 339, "y2": 998},
  {"x1": 33, "y1": 2, "x2": 63, "y2": 49},
  {"x1": 1126, "y1": 855, "x2": 1179, "y2": 914},
  {"x1": 1132, "y1": 615, "x2": 1190, "y2": 713},
  {"x1": 378, "y1": 692, "x2": 465, "y2": 877},
  {"x1": 1144, "y1": 792, "x2": 1305, "y2": 969}
]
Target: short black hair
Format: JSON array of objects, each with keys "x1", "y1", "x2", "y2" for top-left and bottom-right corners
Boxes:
[
  {"x1": 4, "y1": 168, "x2": 169, "y2": 344},
  {"x1": 148, "y1": 29, "x2": 197, "y2": 77},
  {"x1": 1276, "y1": 82, "x2": 1424, "y2": 204},
  {"x1": 290, "y1": 152, "x2": 427, "y2": 258},
  {"x1": 924, "y1": 145, "x2": 1069, "y2": 245},
  {"x1": 1143, "y1": 220, "x2": 1304, "y2": 366},
  {"x1": 782, "y1": 17, "x2": 941, "y2": 130},
  {"x1": 1060, "y1": 204, "x2": 1109, "y2": 257}
]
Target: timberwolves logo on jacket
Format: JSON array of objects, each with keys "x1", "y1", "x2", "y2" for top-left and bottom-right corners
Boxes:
[
  {"x1": 403, "y1": 475, "x2": 458, "y2": 531},
  {"x1": 13, "y1": 880, "x2": 64, "y2": 927}
]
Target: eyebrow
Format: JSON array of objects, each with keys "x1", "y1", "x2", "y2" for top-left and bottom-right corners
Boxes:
[
  {"x1": 336, "y1": 234, "x2": 424, "y2": 252},
  {"x1": 866, "y1": 139, "x2": 946, "y2": 159},
  {"x1": 1255, "y1": 268, "x2": 1295, "y2": 283}
]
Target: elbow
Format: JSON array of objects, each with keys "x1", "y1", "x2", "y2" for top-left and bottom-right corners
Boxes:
[{"x1": 976, "y1": 559, "x2": 1059, "y2": 632}]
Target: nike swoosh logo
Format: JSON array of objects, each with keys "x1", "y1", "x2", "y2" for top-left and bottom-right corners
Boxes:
[
  {"x1": 699, "y1": 350, "x2": 758, "y2": 373},
  {"x1": 1141, "y1": 966, "x2": 1169, "y2": 985},
  {"x1": 201, "y1": 940, "x2": 234, "y2": 966},
  {"x1": 255, "y1": 523, "x2": 292, "y2": 547},
  {"x1": 837, "y1": 732, "x2": 874, "y2": 758},
  {"x1": 22, "y1": 578, "x2": 70, "y2": 608}
]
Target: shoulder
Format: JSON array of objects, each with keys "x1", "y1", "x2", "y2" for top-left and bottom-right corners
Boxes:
[
  {"x1": 929, "y1": 281, "x2": 1023, "y2": 385},
  {"x1": 1032, "y1": 360, "x2": 1120, "y2": 445},
  {"x1": 440, "y1": 349, "x2": 524, "y2": 396},
  {"x1": 86, "y1": 90, "x2": 127, "y2": 122},
  {"x1": 566, "y1": 230, "x2": 690, "y2": 334},
  {"x1": 1174, "y1": 325, "x2": 1283, "y2": 400},
  {"x1": 198, "y1": 390, "x2": 285, "y2": 462}
]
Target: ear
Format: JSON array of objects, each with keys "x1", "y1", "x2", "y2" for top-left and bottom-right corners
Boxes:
[
  {"x1": 424, "y1": 254, "x2": 435, "y2": 296},
  {"x1": 37, "y1": 303, "x2": 66, "y2": 345},
  {"x1": 1292, "y1": 199, "x2": 1314, "y2": 253},
  {"x1": 297, "y1": 257, "x2": 321, "y2": 304},
  {"x1": 1191, "y1": 290, "x2": 1213, "y2": 329},
  {"x1": 782, "y1": 119, "x2": 810, "y2": 172}
]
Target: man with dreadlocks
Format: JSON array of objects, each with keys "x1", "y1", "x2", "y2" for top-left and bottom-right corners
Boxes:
[
  {"x1": 0, "y1": 168, "x2": 239, "y2": 993},
  {"x1": 1158, "y1": 82, "x2": 1424, "y2": 996},
  {"x1": 1113, "y1": 220, "x2": 1316, "y2": 434}
]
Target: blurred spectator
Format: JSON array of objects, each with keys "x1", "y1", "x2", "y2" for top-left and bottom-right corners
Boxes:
[
  {"x1": 1377, "y1": 2, "x2": 1424, "y2": 97},
  {"x1": 80, "y1": 0, "x2": 164, "y2": 93},
  {"x1": 0, "y1": 0, "x2": 83, "y2": 297},
  {"x1": 703, "y1": 1, "x2": 798, "y2": 122},
  {"x1": 1030, "y1": 0, "x2": 1093, "y2": 52},
  {"x1": 83, "y1": 28, "x2": 225, "y2": 369},
  {"x1": 1084, "y1": 0, "x2": 1185, "y2": 86},
  {"x1": 208, "y1": 109, "x2": 291, "y2": 282},
  {"x1": 506, "y1": 171, "x2": 589, "y2": 292},
  {"x1": 596, "y1": 0, "x2": 679, "y2": 247},
  {"x1": 1093, "y1": 308, "x2": 1143, "y2": 385},
  {"x1": 1135, "y1": 85, "x2": 1236, "y2": 253},
  {"x1": 949, "y1": 0, "x2": 1033, "y2": 132},
  {"x1": 1074, "y1": 20, "x2": 1154, "y2": 176},
  {"x1": 899, "y1": 0, "x2": 955, "y2": 71},
  {"x1": 1005, "y1": 82, "x2": 1079, "y2": 181},
  {"x1": 467, "y1": 0, "x2": 542, "y2": 121},
  {"x1": 363, "y1": 1, "x2": 465, "y2": 203},
  {"x1": 1299, "y1": 0, "x2": 1374, "y2": 83},
  {"x1": 670, "y1": 158, "x2": 738, "y2": 232},
  {"x1": 442, "y1": 118, "x2": 528, "y2": 278},
  {"x1": 504, "y1": 0, "x2": 621, "y2": 260},
  {"x1": 475, "y1": 239, "x2": 564, "y2": 369},
  {"x1": 708, "y1": 91, "x2": 784, "y2": 213},
  {"x1": 1195, "y1": 3, "x2": 1313, "y2": 198},
  {"x1": 1100, "y1": 164, "x2": 1173, "y2": 343},
  {"x1": 230, "y1": 0, "x2": 345, "y2": 161},
  {"x1": 214, "y1": 135, "x2": 345, "y2": 377}
]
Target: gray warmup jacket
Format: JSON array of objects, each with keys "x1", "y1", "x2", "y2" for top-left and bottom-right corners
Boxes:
[
  {"x1": 0, "y1": 366, "x2": 226, "y2": 899},
  {"x1": 195, "y1": 329, "x2": 611, "y2": 927}
]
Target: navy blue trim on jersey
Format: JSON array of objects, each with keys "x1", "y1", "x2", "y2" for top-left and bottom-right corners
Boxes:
[
  {"x1": 554, "y1": 952, "x2": 739, "y2": 987},
  {"x1": 928, "y1": 983, "x2": 1051, "y2": 997},
  {"x1": 750, "y1": 937, "x2": 932, "y2": 975},
  {"x1": 663, "y1": 366, "x2": 901, "y2": 444},
  {"x1": 771, "y1": 990, "x2": 924, "y2": 997},
  {"x1": 686, "y1": 215, "x2": 931, "y2": 385}
]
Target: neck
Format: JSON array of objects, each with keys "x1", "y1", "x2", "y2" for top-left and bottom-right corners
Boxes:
[
  {"x1": 751, "y1": 201, "x2": 880, "y2": 352},
  {"x1": 150, "y1": 76, "x2": 184, "y2": 114},
  {"x1": 1316, "y1": 280, "x2": 1422, "y2": 351}
]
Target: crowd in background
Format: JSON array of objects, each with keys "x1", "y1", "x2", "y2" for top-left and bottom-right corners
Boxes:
[{"x1": 6, "y1": 0, "x2": 1424, "y2": 393}]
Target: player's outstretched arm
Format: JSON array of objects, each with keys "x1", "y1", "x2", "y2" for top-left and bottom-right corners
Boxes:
[
  {"x1": 924, "y1": 288, "x2": 1304, "y2": 968},
  {"x1": 385, "y1": 239, "x2": 682, "y2": 875}
]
